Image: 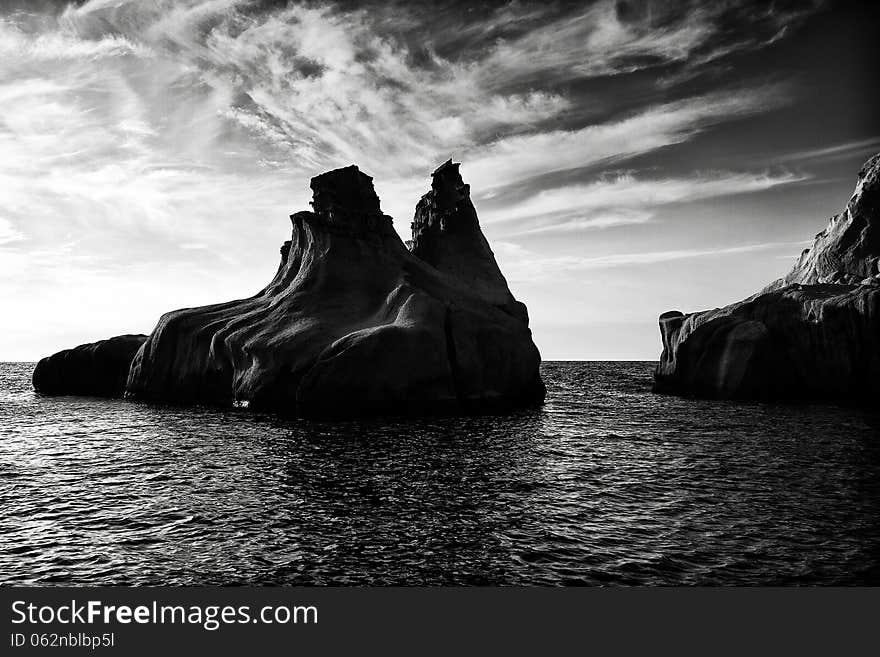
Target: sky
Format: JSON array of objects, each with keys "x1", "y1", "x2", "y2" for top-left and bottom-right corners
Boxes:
[{"x1": 0, "y1": 0, "x2": 878, "y2": 361}]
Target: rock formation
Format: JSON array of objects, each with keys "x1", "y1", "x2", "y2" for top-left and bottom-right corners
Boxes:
[
  {"x1": 32, "y1": 334, "x2": 148, "y2": 397},
  {"x1": 411, "y1": 159, "x2": 529, "y2": 323},
  {"x1": 654, "y1": 153, "x2": 880, "y2": 401},
  {"x1": 123, "y1": 162, "x2": 545, "y2": 416}
]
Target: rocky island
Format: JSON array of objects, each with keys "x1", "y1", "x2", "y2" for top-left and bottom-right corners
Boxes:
[
  {"x1": 654, "y1": 153, "x2": 880, "y2": 402},
  {"x1": 33, "y1": 161, "x2": 545, "y2": 417}
]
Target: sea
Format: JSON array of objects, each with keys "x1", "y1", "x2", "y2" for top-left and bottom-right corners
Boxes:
[{"x1": 1, "y1": 361, "x2": 879, "y2": 586}]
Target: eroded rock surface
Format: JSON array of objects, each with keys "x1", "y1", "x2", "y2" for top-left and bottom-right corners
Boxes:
[
  {"x1": 125, "y1": 163, "x2": 545, "y2": 416},
  {"x1": 32, "y1": 335, "x2": 148, "y2": 397},
  {"x1": 654, "y1": 153, "x2": 880, "y2": 401},
  {"x1": 768, "y1": 153, "x2": 880, "y2": 288}
]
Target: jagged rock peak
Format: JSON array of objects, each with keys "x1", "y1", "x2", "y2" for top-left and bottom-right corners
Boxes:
[
  {"x1": 301, "y1": 164, "x2": 393, "y2": 236},
  {"x1": 411, "y1": 158, "x2": 477, "y2": 250},
  {"x1": 311, "y1": 165, "x2": 381, "y2": 215},
  {"x1": 429, "y1": 158, "x2": 471, "y2": 210},
  {"x1": 769, "y1": 152, "x2": 880, "y2": 289},
  {"x1": 850, "y1": 151, "x2": 880, "y2": 218},
  {"x1": 410, "y1": 159, "x2": 529, "y2": 323}
]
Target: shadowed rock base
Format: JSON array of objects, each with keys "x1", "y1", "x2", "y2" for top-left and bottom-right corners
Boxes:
[
  {"x1": 32, "y1": 335, "x2": 148, "y2": 397},
  {"x1": 654, "y1": 153, "x2": 880, "y2": 402}
]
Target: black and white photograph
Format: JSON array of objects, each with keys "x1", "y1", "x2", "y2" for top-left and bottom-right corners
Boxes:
[{"x1": 1, "y1": 0, "x2": 879, "y2": 617}]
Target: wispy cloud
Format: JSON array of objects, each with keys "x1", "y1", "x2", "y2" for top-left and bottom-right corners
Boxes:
[
  {"x1": 776, "y1": 137, "x2": 880, "y2": 164},
  {"x1": 0, "y1": 217, "x2": 23, "y2": 246},
  {"x1": 0, "y1": 19, "x2": 152, "y2": 61},
  {"x1": 482, "y1": 170, "x2": 807, "y2": 234},
  {"x1": 0, "y1": 1, "x2": 800, "y2": 254},
  {"x1": 464, "y1": 87, "x2": 792, "y2": 192},
  {"x1": 469, "y1": 0, "x2": 815, "y2": 88},
  {"x1": 10, "y1": 0, "x2": 804, "y2": 181},
  {"x1": 0, "y1": 0, "x2": 843, "y2": 360},
  {"x1": 494, "y1": 240, "x2": 811, "y2": 283}
]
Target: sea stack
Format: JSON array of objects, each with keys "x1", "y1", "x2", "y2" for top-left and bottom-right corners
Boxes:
[
  {"x1": 121, "y1": 162, "x2": 545, "y2": 416},
  {"x1": 653, "y1": 153, "x2": 880, "y2": 402}
]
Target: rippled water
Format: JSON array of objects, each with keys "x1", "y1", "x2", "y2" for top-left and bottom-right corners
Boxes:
[{"x1": 2, "y1": 361, "x2": 879, "y2": 585}]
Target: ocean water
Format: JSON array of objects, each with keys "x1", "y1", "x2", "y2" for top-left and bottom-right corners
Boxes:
[{"x1": 1, "y1": 361, "x2": 879, "y2": 586}]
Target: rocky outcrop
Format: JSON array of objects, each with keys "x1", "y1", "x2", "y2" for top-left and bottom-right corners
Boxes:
[
  {"x1": 411, "y1": 159, "x2": 529, "y2": 323},
  {"x1": 32, "y1": 335, "x2": 148, "y2": 397},
  {"x1": 767, "y1": 153, "x2": 880, "y2": 289},
  {"x1": 654, "y1": 153, "x2": 880, "y2": 401},
  {"x1": 125, "y1": 162, "x2": 545, "y2": 416}
]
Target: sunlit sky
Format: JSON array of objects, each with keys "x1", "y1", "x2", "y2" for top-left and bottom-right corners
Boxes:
[{"x1": 1, "y1": 0, "x2": 878, "y2": 361}]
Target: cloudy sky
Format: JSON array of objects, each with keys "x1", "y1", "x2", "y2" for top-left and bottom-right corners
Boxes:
[{"x1": 1, "y1": 0, "x2": 878, "y2": 360}]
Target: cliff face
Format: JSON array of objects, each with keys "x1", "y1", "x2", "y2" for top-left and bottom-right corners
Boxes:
[
  {"x1": 124, "y1": 163, "x2": 545, "y2": 416},
  {"x1": 32, "y1": 335, "x2": 147, "y2": 397},
  {"x1": 767, "y1": 154, "x2": 880, "y2": 289},
  {"x1": 654, "y1": 153, "x2": 880, "y2": 401}
]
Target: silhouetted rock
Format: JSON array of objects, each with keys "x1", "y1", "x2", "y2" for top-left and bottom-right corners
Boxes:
[
  {"x1": 411, "y1": 159, "x2": 529, "y2": 323},
  {"x1": 126, "y1": 163, "x2": 545, "y2": 416},
  {"x1": 654, "y1": 153, "x2": 880, "y2": 401},
  {"x1": 32, "y1": 335, "x2": 148, "y2": 397}
]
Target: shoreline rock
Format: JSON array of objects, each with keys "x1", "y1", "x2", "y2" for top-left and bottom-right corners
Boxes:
[
  {"x1": 32, "y1": 335, "x2": 148, "y2": 398},
  {"x1": 654, "y1": 153, "x2": 880, "y2": 402}
]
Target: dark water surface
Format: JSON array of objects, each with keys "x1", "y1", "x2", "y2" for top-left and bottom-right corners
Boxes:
[{"x1": 1, "y1": 361, "x2": 879, "y2": 585}]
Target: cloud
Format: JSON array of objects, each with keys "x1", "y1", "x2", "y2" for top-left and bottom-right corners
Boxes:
[
  {"x1": 0, "y1": 217, "x2": 23, "y2": 246},
  {"x1": 0, "y1": 0, "x2": 831, "y2": 359},
  {"x1": 0, "y1": 19, "x2": 152, "y2": 61},
  {"x1": 474, "y1": 1, "x2": 712, "y2": 87},
  {"x1": 776, "y1": 137, "x2": 880, "y2": 163},
  {"x1": 0, "y1": 66, "x2": 289, "y2": 251},
  {"x1": 461, "y1": 0, "x2": 817, "y2": 89},
  {"x1": 188, "y1": 3, "x2": 577, "y2": 176},
  {"x1": 481, "y1": 170, "x2": 807, "y2": 234},
  {"x1": 494, "y1": 240, "x2": 811, "y2": 284},
  {"x1": 6, "y1": 1, "x2": 803, "y2": 181},
  {"x1": 463, "y1": 87, "x2": 792, "y2": 192},
  {"x1": 0, "y1": 0, "x2": 797, "y2": 257}
]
